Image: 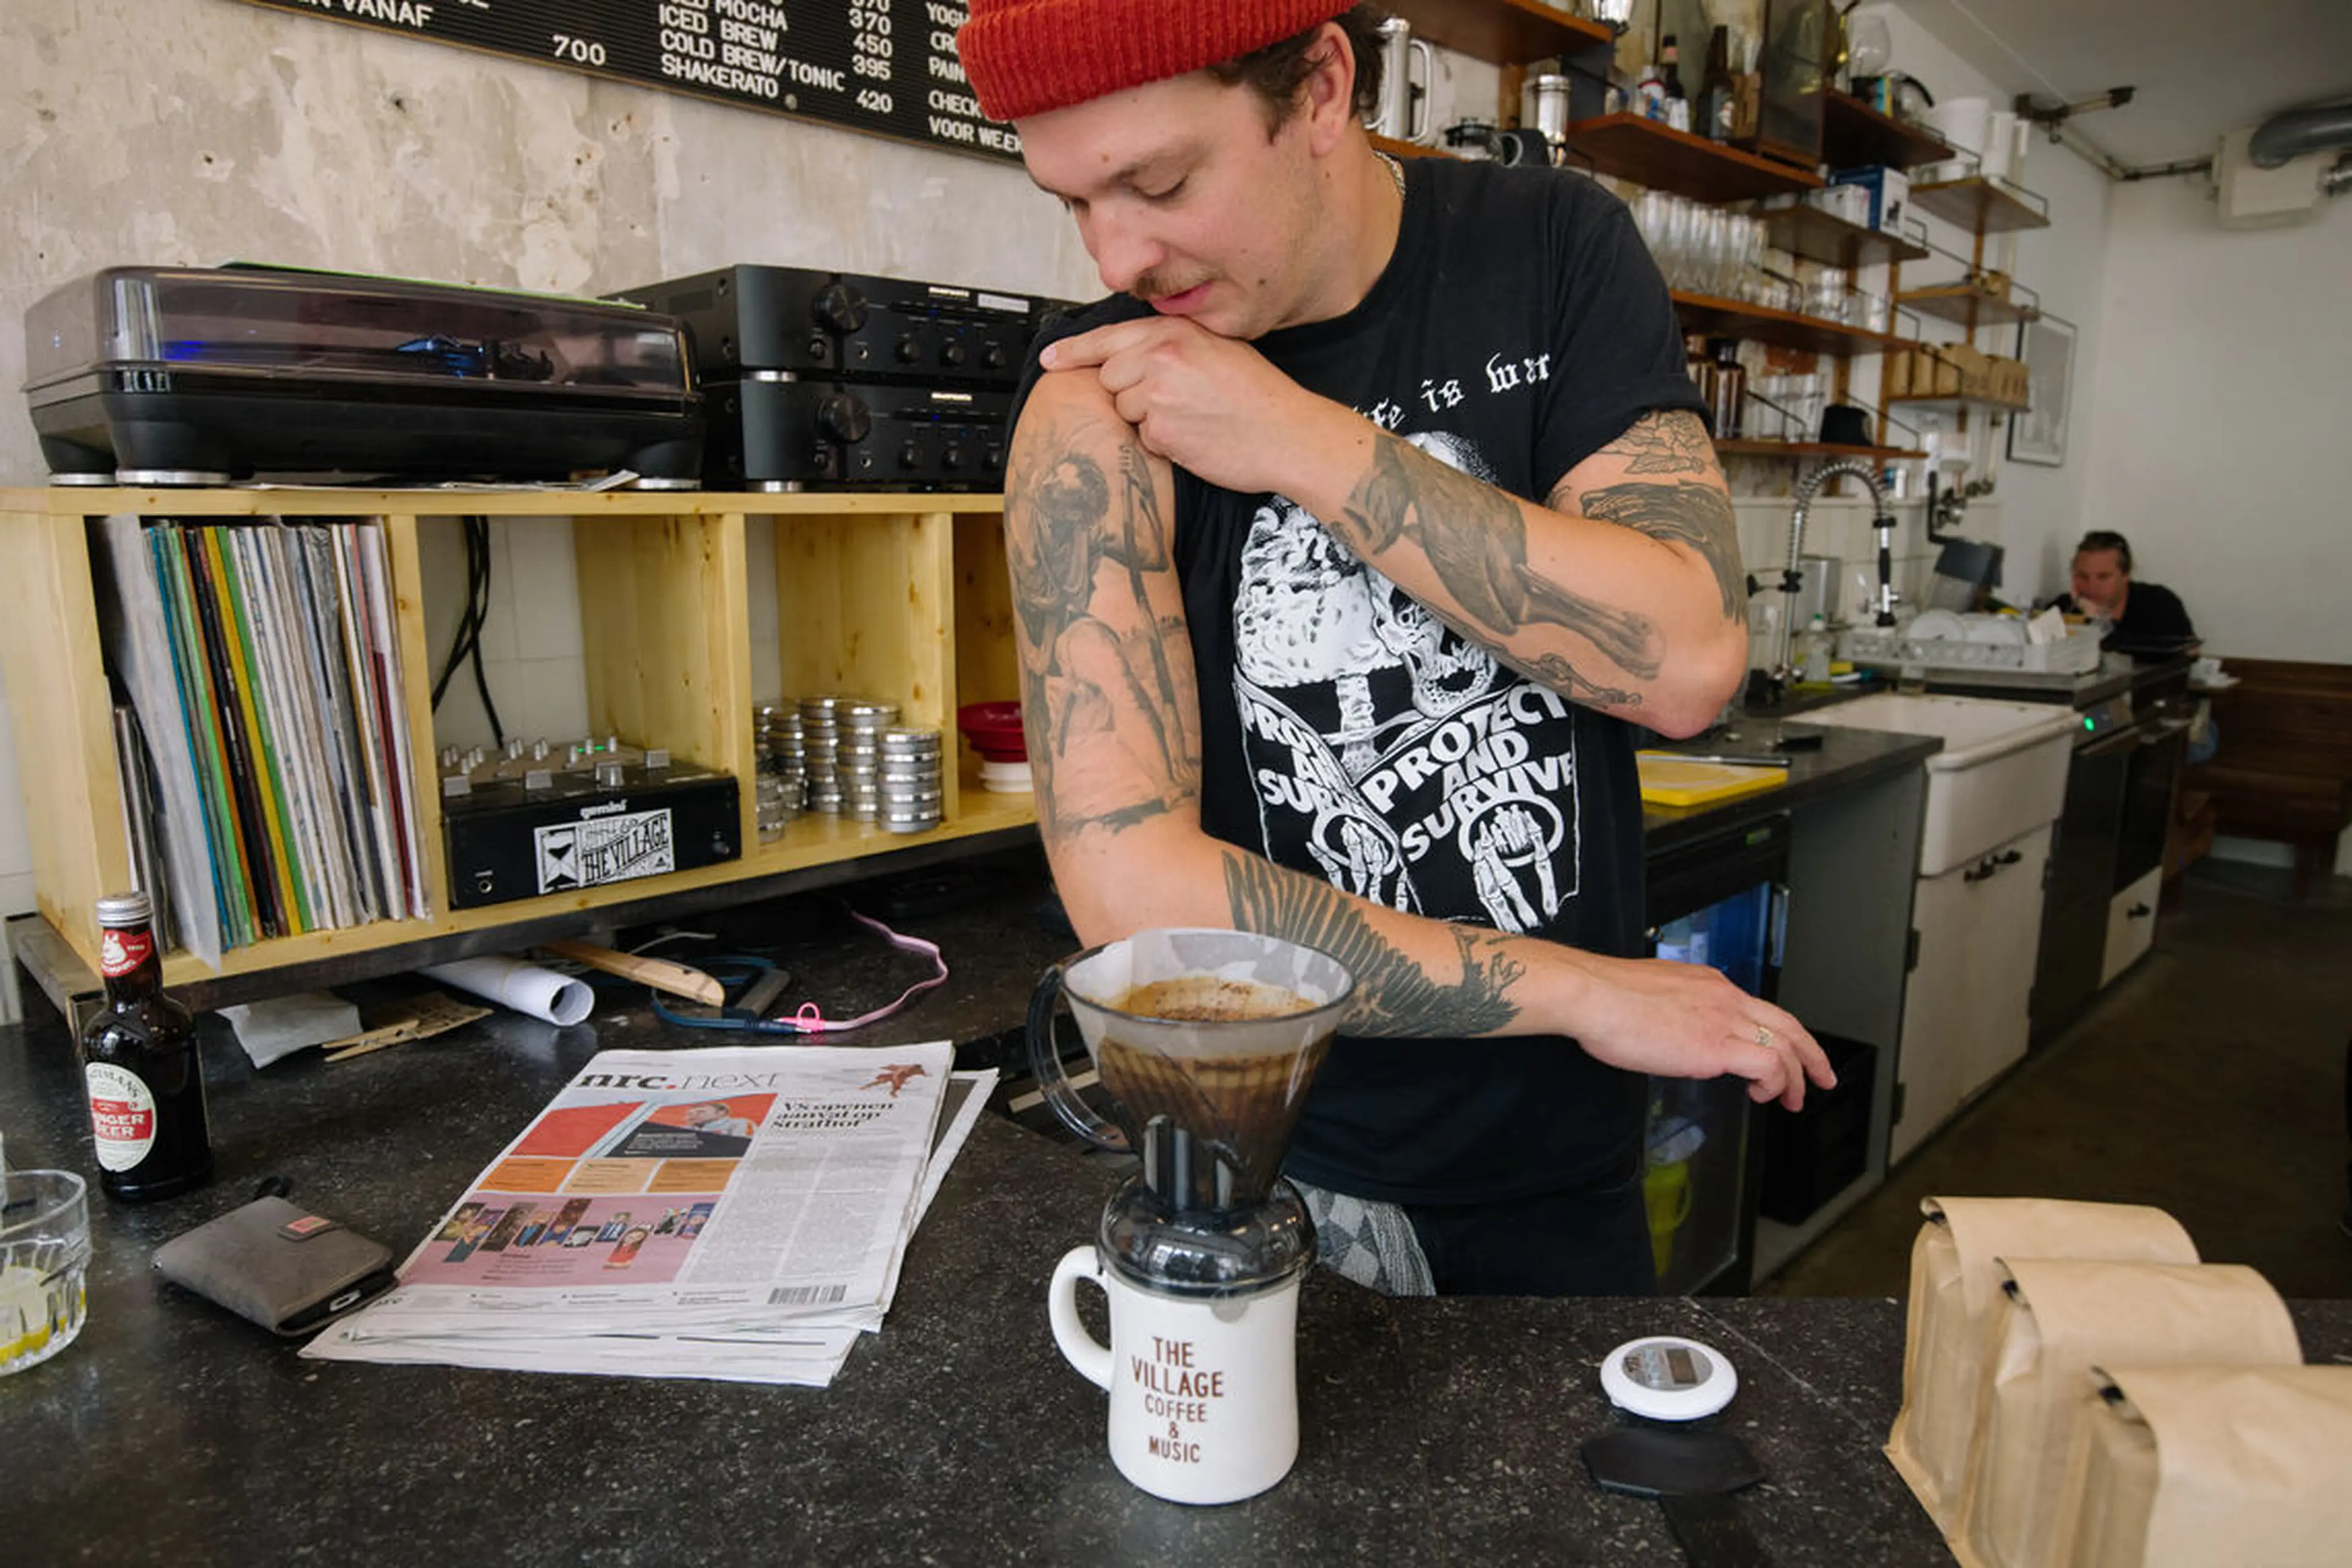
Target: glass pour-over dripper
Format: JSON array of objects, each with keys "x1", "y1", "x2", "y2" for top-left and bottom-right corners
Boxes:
[{"x1": 1026, "y1": 929, "x2": 1354, "y2": 1214}]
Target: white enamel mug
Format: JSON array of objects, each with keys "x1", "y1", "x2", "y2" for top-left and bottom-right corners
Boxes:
[{"x1": 1048, "y1": 1245, "x2": 1302, "y2": 1505}]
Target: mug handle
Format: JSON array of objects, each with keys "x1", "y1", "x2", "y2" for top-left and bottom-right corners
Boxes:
[
  {"x1": 1026, "y1": 961, "x2": 1130, "y2": 1154},
  {"x1": 1047, "y1": 1245, "x2": 1113, "y2": 1391}
]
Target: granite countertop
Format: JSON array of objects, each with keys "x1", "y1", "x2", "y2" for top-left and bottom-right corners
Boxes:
[{"x1": 5, "y1": 858, "x2": 2348, "y2": 1565}]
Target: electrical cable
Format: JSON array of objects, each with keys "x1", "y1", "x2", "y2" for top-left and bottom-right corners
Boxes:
[
  {"x1": 648, "y1": 909, "x2": 948, "y2": 1038},
  {"x1": 429, "y1": 516, "x2": 504, "y2": 746}
]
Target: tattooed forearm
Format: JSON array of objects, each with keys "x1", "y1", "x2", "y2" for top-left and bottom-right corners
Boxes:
[
  {"x1": 1341, "y1": 435, "x2": 1664, "y2": 680},
  {"x1": 1575, "y1": 479, "x2": 1744, "y2": 620},
  {"x1": 1222, "y1": 851, "x2": 1525, "y2": 1038}
]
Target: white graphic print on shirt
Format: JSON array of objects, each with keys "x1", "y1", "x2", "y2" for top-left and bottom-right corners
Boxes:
[{"x1": 1231, "y1": 432, "x2": 1582, "y2": 935}]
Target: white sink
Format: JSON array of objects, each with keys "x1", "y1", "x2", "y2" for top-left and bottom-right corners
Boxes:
[{"x1": 1804, "y1": 693, "x2": 2077, "y2": 875}]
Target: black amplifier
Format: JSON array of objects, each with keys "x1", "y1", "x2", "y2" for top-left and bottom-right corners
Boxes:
[
  {"x1": 610, "y1": 265, "x2": 1045, "y2": 390},
  {"x1": 705, "y1": 376, "x2": 1010, "y2": 491},
  {"x1": 440, "y1": 745, "x2": 739, "y2": 910}
]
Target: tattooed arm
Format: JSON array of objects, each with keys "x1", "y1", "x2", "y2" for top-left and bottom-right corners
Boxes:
[
  {"x1": 1005, "y1": 370, "x2": 1828, "y2": 1105},
  {"x1": 1042, "y1": 318, "x2": 1747, "y2": 735}
]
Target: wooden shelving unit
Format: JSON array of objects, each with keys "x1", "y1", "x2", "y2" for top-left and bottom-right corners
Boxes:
[
  {"x1": 1716, "y1": 439, "x2": 1926, "y2": 461},
  {"x1": 0, "y1": 486, "x2": 1032, "y2": 990},
  {"x1": 1371, "y1": 133, "x2": 1451, "y2": 162},
  {"x1": 1909, "y1": 176, "x2": 2052, "y2": 235},
  {"x1": 1819, "y1": 91, "x2": 1955, "y2": 171},
  {"x1": 1563, "y1": 115, "x2": 1822, "y2": 203},
  {"x1": 1760, "y1": 205, "x2": 1929, "y2": 270},
  {"x1": 1896, "y1": 282, "x2": 2041, "y2": 328},
  {"x1": 1887, "y1": 392, "x2": 2030, "y2": 415},
  {"x1": 1670, "y1": 292, "x2": 1916, "y2": 357},
  {"x1": 1715, "y1": 439, "x2": 1928, "y2": 461},
  {"x1": 1384, "y1": 0, "x2": 1611, "y2": 63}
]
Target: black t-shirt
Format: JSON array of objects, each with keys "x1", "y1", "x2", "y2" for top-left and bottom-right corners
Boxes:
[
  {"x1": 1016, "y1": 159, "x2": 1706, "y2": 1205},
  {"x1": 2052, "y1": 581, "x2": 2196, "y2": 655}
]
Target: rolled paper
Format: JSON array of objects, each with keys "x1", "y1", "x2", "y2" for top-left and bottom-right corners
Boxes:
[{"x1": 421, "y1": 956, "x2": 593, "y2": 1027}]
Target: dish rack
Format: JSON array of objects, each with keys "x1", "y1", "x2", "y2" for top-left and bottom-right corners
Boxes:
[{"x1": 1836, "y1": 620, "x2": 2103, "y2": 675}]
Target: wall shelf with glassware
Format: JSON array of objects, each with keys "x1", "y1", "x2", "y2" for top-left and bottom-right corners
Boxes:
[
  {"x1": 1563, "y1": 114, "x2": 1823, "y2": 203},
  {"x1": 1384, "y1": 0, "x2": 1613, "y2": 65},
  {"x1": 0, "y1": 485, "x2": 1033, "y2": 998},
  {"x1": 1670, "y1": 292, "x2": 1917, "y2": 358},
  {"x1": 1908, "y1": 176, "x2": 2052, "y2": 235},
  {"x1": 1714, "y1": 440, "x2": 1927, "y2": 461},
  {"x1": 1819, "y1": 90, "x2": 1956, "y2": 172},
  {"x1": 1896, "y1": 281, "x2": 2041, "y2": 328},
  {"x1": 1760, "y1": 205, "x2": 1930, "y2": 270},
  {"x1": 1887, "y1": 392, "x2": 2029, "y2": 416}
]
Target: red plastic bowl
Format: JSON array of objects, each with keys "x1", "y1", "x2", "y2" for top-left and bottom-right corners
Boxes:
[{"x1": 957, "y1": 701, "x2": 1027, "y2": 762}]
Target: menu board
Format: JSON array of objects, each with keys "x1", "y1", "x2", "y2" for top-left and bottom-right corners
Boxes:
[{"x1": 233, "y1": 0, "x2": 1020, "y2": 164}]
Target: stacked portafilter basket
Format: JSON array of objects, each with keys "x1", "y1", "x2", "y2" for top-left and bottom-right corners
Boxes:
[
  {"x1": 798, "y1": 696, "x2": 844, "y2": 815},
  {"x1": 752, "y1": 703, "x2": 807, "y2": 841},
  {"x1": 876, "y1": 726, "x2": 944, "y2": 834},
  {"x1": 835, "y1": 700, "x2": 899, "y2": 821}
]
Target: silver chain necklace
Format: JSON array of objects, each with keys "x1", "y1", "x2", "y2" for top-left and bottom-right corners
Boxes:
[{"x1": 1376, "y1": 150, "x2": 1406, "y2": 199}]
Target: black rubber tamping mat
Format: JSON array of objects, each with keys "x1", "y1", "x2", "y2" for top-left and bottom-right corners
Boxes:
[{"x1": 1583, "y1": 1425, "x2": 1772, "y2": 1568}]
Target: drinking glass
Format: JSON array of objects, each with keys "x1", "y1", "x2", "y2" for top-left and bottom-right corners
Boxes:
[{"x1": 1, "y1": 1170, "x2": 90, "y2": 1375}]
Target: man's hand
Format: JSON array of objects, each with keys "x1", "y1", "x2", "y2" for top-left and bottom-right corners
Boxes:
[
  {"x1": 1040, "y1": 316, "x2": 1362, "y2": 496},
  {"x1": 1564, "y1": 953, "x2": 1836, "y2": 1112}
]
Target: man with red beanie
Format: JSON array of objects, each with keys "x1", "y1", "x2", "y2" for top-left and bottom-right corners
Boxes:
[{"x1": 960, "y1": 2, "x2": 1830, "y2": 1295}]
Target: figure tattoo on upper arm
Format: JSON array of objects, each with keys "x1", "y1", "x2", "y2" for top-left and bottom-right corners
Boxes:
[{"x1": 1003, "y1": 417, "x2": 1197, "y2": 843}]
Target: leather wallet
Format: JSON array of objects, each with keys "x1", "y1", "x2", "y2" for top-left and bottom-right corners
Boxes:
[{"x1": 153, "y1": 1194, "x2": 398, "y2": 1336}]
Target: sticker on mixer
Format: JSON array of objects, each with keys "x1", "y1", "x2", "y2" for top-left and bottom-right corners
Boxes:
[{"x1": 535, "y1": 808, "x2": 676, "y2": 894}]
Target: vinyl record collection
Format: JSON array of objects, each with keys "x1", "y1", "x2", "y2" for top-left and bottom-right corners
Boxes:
[{"x1": 98, "y1": 515, "x2": 428, "y2": 958}]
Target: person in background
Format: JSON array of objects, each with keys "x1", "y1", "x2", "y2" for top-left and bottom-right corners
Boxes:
[
  {"x1": 2050, "y1": 530, "x2": 2199, "y2": 657},
  {"x1": 956, "y1": 1, "x2": 1830, "y2": 1297}
]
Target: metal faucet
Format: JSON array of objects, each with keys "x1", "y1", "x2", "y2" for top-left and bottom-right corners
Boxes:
[{"x1": 1773, "y1": 459, "x2": 1899, "y2": 680}]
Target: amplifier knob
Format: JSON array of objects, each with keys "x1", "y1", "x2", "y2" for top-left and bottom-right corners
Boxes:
[
  {"x1": 982, "y1": 446, "x2": 1006, "y2": 473},
  {"x1": 816, "y1": 394, "x2": 872, "y2": 443},
  {"x1": 941, "y1": 445, "x2": 965, "y2": 472},
  {"x1": 812, "y1": 283, "x2": 868, "y2": 334},
  {"x1": 894, "y1": 334, "x2": 922, "y2": 364},
  {"x1": 982, "y1": 344, "x2": 1009, "y2": 369},
  {"x1": 898, "y1": 440, "x2": 922, "y2": 470},
  {"x1": 595, "y1": 761, "x2": 625, "y2": 789},
  {"x1": 940, "y1": 340, "x2": 968, "y2": 368}
]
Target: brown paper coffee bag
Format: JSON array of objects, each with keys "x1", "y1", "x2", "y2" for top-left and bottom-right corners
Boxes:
[
  {"x1": 1885, "y1": 1197, "x2": 2197, "y2": 1533},
  {"x1": 2059, "y1": 1365, "x2": 2352, "y2": 1568},
  {"x1": 1957, "y1": 1260, "x2": 2299, "y2": 1568}
]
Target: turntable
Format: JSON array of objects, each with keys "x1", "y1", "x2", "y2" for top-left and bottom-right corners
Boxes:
[{"x1": 22, "y1": 265, "x2": 706, "y2": 487}]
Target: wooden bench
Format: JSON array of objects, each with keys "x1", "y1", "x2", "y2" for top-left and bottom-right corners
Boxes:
[{"x1": 2184, "y1": 658, "x2": 2352, "y2": 900}]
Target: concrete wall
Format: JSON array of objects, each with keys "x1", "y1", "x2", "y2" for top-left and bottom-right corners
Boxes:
[
  {"x1": 0, "y1": 0, "x2": 1100, "y2": 1017},
  {"x1": 2076, "y1": 176, "x2": 2352, "y2": 665}
]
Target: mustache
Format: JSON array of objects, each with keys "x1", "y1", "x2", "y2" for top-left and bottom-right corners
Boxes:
[{"x1": 1129, "y1": 271, "x2": 1211, "y2": 303}]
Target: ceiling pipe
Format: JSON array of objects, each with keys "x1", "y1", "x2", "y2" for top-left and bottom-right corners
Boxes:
[{"x1": 2248, "y1": 100, "x2": 2352, "y2": 168}]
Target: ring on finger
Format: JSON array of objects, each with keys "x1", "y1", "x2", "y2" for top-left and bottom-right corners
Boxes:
[{"x1": 1753, "y1": 1025, "x2": 1775, "y2": 1049}]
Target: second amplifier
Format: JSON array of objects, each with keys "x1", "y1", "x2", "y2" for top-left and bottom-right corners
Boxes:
[{"x1": 706, "y1": 376, "x2": 1010, "y2": 491}]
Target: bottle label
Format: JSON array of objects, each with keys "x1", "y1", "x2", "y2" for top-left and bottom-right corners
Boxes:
[
  {"x1": 99, "y1": 927, "x2": 154, "y2": 978},
  {"x1": 85, "y1": 1061, "x2": 157, "y2": 1172}
]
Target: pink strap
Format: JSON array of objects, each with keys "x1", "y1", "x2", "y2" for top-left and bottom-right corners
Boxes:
[{"x1": 772, "y1": 910, "x2": 948, "y2": 1035}]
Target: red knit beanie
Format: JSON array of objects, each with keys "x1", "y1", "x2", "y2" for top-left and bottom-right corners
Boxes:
[{"x1": 957, "y1": 0, "x2": 1355, "y2": 122}]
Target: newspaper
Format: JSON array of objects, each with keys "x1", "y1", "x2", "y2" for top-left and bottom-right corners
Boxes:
[{"x1": 304, "y1": 1045, "x2": 995, "y2": 1385}]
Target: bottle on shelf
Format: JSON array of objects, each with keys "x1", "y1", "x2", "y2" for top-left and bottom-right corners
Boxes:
[
  {"x1": 1636, "y1": 51, "x2": 1668, "y2": 122},
  {"x1": 79, "y1": 892, "x2": 213, "y2": 1202},
  {"x1": 1708, "y1": 339, "x2": 1746, "y2": 440},
  {"x1": 1700, "y1": 27, "x2": 1737, "y2": 142},
  {"x1": 1659, "y1": 36, "x2": 1689, "y2": 132}
]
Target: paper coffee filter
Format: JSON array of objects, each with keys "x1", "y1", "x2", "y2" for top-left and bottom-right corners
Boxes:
[{"x1": 1063, "y1": 929, "x2": 1352, "y2": 1061}]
